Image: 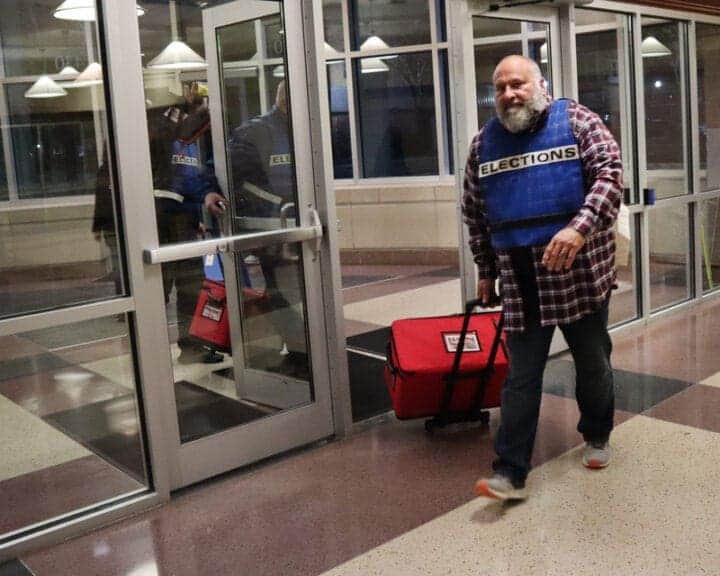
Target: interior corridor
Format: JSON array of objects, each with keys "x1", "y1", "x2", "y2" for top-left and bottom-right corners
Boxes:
[{"x1": 6, "y1": 295, "x2": 720, "y2": 576}]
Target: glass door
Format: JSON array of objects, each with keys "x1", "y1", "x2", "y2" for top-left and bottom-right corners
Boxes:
[
  {"x1": 139, "y1": 0, "x2": 334, "y2": 489},
  {"x1": 638, "y1": 16, "x2": 694, "y2": 313},
  {"x1": 573, "y1": 6, "x2": 639, "y2": 326},
  {"x1": 448, "y1": 1, "x2": 562, "y2": 305}
]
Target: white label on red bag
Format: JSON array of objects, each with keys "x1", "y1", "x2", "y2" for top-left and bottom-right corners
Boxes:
[
  {"x1": 443, "y1": 331, "x2": 481, "y2": 353},
  {"x1": 201, "y1": 302, "x2": 223, "y2": 322}
]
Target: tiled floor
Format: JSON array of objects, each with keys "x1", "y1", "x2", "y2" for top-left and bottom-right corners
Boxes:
[{"x1": 5, "y1": 268, "x2": 720, "y2": 575}]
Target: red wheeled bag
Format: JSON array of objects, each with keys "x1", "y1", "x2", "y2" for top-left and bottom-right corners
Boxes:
[{"x1": 384, "y1": 298, "x2": 508, "y2": 432}]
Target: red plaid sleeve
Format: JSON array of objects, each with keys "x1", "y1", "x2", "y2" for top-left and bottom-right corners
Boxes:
[
  {"x1": 461, "y1": 130, "x2": 498, "y2": 280},
  {"x1": 567, "y1": 101, "x2": 623, "y2": 237}
]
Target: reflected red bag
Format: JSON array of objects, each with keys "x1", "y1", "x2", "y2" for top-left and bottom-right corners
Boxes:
[{"x1": 189, "y1": 279, "x2": 230, "y2": 351}]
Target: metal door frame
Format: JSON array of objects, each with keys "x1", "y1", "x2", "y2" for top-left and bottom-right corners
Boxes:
[{"x1": 448, "y1": 1, "x2": 563, "y2": 307}]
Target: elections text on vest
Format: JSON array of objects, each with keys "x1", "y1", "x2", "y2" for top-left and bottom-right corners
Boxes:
[{"x1": 478, "y1": 144, "x2": 579, "y2": 178}]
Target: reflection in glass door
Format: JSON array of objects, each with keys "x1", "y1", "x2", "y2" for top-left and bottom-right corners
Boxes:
[
  {"x1": 641, "y1": 17, "x2": 693, "y2": 312},
  {"x1": 139, "y1": 0, "x2": 333, "y2": 488},
  {"x1": 574, "y1": 7, "x2": 638, "y2": 326},
  {"x1": 0, "y1": 0, "x2": 149, "y2": 544}
]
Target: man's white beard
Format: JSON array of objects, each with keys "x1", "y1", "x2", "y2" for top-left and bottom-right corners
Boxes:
[{"x1": 496, "y1": 88, "x2": 548, "y2": 133}]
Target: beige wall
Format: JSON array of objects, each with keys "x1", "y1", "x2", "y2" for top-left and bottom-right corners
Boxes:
[
  {"x1": 335, "y1": 181, "x2": 460, "y2": 251},
  {"x1": 0, "y1": 202, "x2": 102, "y2": 271}
]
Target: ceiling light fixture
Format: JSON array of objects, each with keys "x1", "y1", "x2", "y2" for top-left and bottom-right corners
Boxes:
[
  {"x1": 24, "y1": 75, "x2": 68, "y2": 99},
  {"x1": 147, "y1": 1, "x2": 207, "y2": 71},
  {"x1": 53, "y1": 0, "x2": 145, "y2": 21},
  {"x1": 359, "y1": 35, "x2": 397, "y2": 60},
  {"x1": 641, "y1": 35, "x2": 672, "y2": 58},
  {"x1": 361, "y1": 57, "x2": 389, "y2": 74},
  {"x1": 71, "y1": 62, "x2": 103, "y2": 87}
]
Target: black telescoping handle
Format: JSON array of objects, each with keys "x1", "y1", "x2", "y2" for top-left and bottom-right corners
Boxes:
[{"x1": 438, "y1": 299, "x2": 502, "y2": 419}]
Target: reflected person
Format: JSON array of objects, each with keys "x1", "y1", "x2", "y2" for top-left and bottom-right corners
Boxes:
[
  {"x1": 463, "y1": 55, "x2": 623, "y2": 501},
  {"x1": 228, "y1": 80, "x2": 308, "y2": 378},
  {"x1": 149, "y1": 82, "x2": 226, "y2": 364}
]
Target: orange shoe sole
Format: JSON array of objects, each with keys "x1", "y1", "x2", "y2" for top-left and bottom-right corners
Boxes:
[{"x1": 474, "y1": 479, "x2": 506, "y2": 500}]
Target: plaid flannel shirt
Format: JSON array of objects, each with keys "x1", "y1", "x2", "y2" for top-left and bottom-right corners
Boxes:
[{"x1": 462, "y1": 99, "x2": 623, "y2": 332}]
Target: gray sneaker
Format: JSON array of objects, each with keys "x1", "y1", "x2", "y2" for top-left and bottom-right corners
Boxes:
[
  {"x1": 582, "y1": 441, "x2": 613, "y2": 469},
  {"x1": 474, "y1": 474, "x2": 527, "y2": 501}
]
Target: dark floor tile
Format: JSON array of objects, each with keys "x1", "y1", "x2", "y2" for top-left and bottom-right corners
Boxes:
[
  {"x1": 174, "y1": 381, "x2": 269, "y2": 442},
  {"x1": 23, "y1": 395, "x2": 614, "y2": 576},
  {"x1": 348, "y1": 352, "x2": 391, "y2": 422},
  {"x1": 0, "y1": 354, "x2": 70, "y2": 383},
  {"x1": 22, "y1": 317, "x2": 128, "y2": 350},
  {"x1": 543, "y1": 359, "x2": 692, "y2": 413},
  {"x1": 0, "y1": 559, "x2": 33, "y2": 576},
  {"x1": 644, "y1": 384, "x2": 720, "y2": 434},
  {"x1": 44, "y1": 394, "x2": 147, "y2": 482},
  {"x1": 0, "y1": 336, "x2": 48, "y2": 363},
  {"x1": 346, "y1": 326, "x2": 391, "y2": 356},
  {"x1": 0, "y1": 456, "x2": 143, "y2": 537}
]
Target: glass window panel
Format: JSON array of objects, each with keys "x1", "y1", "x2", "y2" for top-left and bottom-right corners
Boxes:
[
  {"x1": 323, "y1": 0, "x2": 345, "y2": 53},
  {"x1": 474, "y1": 41, "x2": 523, "y2": 127},
  {"x1": 473, "y1": 18, "x2": 551, "y2": 129},
  {"x1": 642, "y1": 18, "x2": 688, "y2": 200},
  {"x1": 473, "y1": 17, "x2": 521, "y2": 39},
  {"x1": 352, "y1": 0, "x2": 431, "y2": 50},
  {"x1": 327, "y1": 61, "x2": 352, "y2": 178},
  {"x1": 6, "y1": 84, "x2": 99, "y2": 200},
  {"x1": 575, "y1": 10, "x2": 634, "y2": 199},
  {"x1": 0, "y1": 9, "x2": 92, "y2": 77},
  {"x1": 440, "y1": 49, "x2": 453, "y2": 174},
  {"x1": 0, "y1": 315, "x2": 148, "y2": 538},
  {"x1": 0, "y1": 10, "x2": 124, "y2": 320},
  {"x1": 528, "y1": 38, "x2": 549, "y2": 80},
  {"x1": 649, "y1": 205, "x2": 691, "y2": 311},
  {"x1": 354, "y1": 51, "x2": 438, "y2": 177},
  {"x1": 696, "y1": 23, "x2": 720, "y2": 193},
  {"x1": 700, "y1": 198, "x2": 720, "y2": 293},
  {"x1": 0, "y1": 135, "x2": 8, "y2": 202},
  {"x1": 436, "y1": 0, "x2": 448, "y2": 43},
  {"x1": 220, "y1": 65, "x2": 262, "y2": 139},
  {"x1": 609, "y1": 212, "x2": 638, "y2": 326},
  {"x1": 264, "y1": 14, "x2": 285, "y2": 59},
  {"x1": 217, "y1": 19, "x2": 257, "y2": 61}
]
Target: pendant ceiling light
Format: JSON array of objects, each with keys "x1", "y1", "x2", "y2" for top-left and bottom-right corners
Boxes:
[
  {"x1": 272, "y1": 65, "x2": 285, "y2": 78},
  {"x1": 641, "y1": 35, "x2": 672, "y2": 58},
  {"x1": 71, "y1": 62, "x2": 103, "y2": 87},
  {"x1": 147, "y1": 40, "x2": 207, "y2": 70},
  {"x1": 324, "y1": 42, "x2": 342, "y2": 60},
  {"x1": 361, "y1": 57, "x2": 389, "y2": 74},
  {"x1": 58, "y1": 66, "x2": 80, "y2": 77},
  {"x1": 24, "y1": 75, "x2": 68, "y2": 99},
  {"x1": 359, "y1": 35, "x2": 397, "y2": 59},
  {"x1": 54, "y1": 0, "x2": 145, "y2": 21},
  {"x1": 147, "y1": 1, "x2": 207, "y2": 71}
]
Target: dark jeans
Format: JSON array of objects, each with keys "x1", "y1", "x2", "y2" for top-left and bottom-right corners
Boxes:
[{"x1": 493, "y1": 255, "x2": 614, "y2": 484}]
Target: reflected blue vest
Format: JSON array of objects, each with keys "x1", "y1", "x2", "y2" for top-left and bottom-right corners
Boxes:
[{"x1": 478, "y1": 99, "x2": 585, "y2": 249}]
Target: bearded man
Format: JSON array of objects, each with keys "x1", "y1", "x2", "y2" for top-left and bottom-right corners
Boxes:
[{"x1": 462, "y1": 55, "x2": 623, "y2": 501}]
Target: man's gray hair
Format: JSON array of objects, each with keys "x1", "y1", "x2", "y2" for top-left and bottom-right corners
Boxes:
[{"x1": 493, "y1": 55, "x2": 544, "y2": 84}]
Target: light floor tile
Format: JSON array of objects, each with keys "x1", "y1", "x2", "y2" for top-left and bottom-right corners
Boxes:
[
  {"x1": 0, "y1": 394, "x2": 89, "y2": 483},
  {"x1": 343, "y1": 279, "x2": 463, "y2": 326},
  {"x1": 320, "y1": 416, "x2": 720, "y2": 576},
  {"x1": 700, "y1": 371, "x2": 720, "y2": 388},
  {"x1": 79, "y1": 354, "x2": 137, "y2": 391}
]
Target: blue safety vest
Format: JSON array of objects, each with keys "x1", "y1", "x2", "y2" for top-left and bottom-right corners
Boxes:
[{"x1": 478, "y1": 99, "x2": 585, "y2": 249}]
